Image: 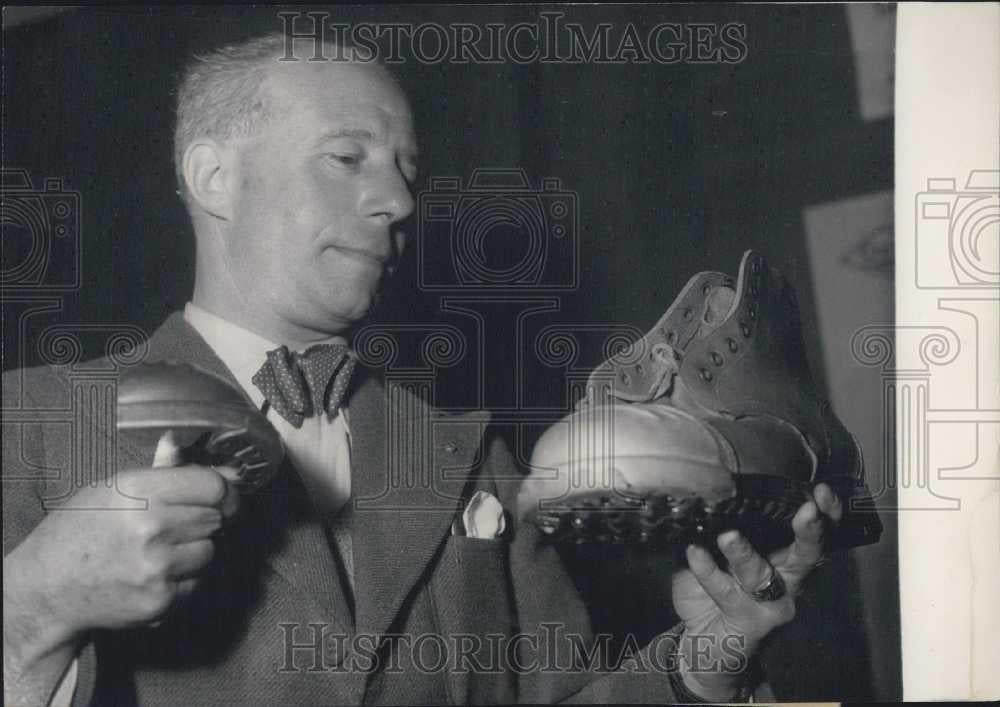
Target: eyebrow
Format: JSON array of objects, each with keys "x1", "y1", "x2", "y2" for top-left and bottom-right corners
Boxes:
[
  {"x1": 314, "y1": 126, "x2": 420, "y2": 161},
  {"x1": 316, "y1": 128, "x2": 377, "y2": 144}
]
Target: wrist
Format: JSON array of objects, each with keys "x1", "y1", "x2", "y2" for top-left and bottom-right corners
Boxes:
[
  {"x1": 4, "y1": 546, "x2": 83, "y2": 664},
  {"x1": 680, "y1": 665, "x2": 742, "y2": 702},
  {"x1": 680, "y1": 663, "x2": 743, "y2": 702},
  {"x1": 673, "y1": 629, "x2": 758, "y2": 703}
]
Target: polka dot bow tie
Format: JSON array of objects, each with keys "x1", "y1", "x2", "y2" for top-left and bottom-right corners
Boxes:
[{"x1": 251, "y1": 344, "x2": 357, "y2": 428}]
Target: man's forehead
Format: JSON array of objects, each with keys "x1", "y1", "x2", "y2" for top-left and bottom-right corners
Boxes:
[{"x1": 263, "y1": 60, "x2": 414, "y2": 137}]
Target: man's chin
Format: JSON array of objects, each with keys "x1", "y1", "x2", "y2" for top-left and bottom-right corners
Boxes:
[
  {"x1": 300, "y1": 273, "x2": 388, "y2": 332},
  {"x1": 315, "y1": 295, "x2": 378, "y2": 334}
]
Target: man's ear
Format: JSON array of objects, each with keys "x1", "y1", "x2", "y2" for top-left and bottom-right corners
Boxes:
[{"x1": 182, "y1": 139, "x2": 238, "y2": 221}]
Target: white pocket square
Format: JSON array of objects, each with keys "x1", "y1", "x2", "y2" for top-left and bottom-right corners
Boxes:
[{"x1": 455, "y1": 490, "x2": 507, "y2": 539}]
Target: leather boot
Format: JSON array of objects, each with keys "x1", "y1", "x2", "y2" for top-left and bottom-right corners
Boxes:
[{"x1": 516, "y1": 251, "x2": 882, "y2": 553}]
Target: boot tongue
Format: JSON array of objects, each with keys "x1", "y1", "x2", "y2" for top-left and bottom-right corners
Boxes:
[
  {"x1": 652, "y1": 285, "x2": 736, "y2": 406},
  {"x1": 698, "y1": 285, "x2": 737, "y2": 338}
]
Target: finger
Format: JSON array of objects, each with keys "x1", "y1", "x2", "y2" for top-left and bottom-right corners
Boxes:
[
  {"x1": 718, "y1": 530, "x2": 772, "y2": 593},
  {"x1": 147, "y1": 578, "x2": 200, "y2": 628},
  {"x1": 814, "y1": 483, "x2": 844, "y2": 523},
  {"x1": 211, "y1": 465, "x2": 242, "y2": 485},
  {"x1": 149, "y1": 467, "x2": 228, "y2": 507},
  {"x1": 685, "y1": 544, "x2": 742, "y2": 611},
  {"x1": 779, "y1": 499, "x2": 824, "y2": 579},
  {"x1": 216, "y1": 475, "x2": 241, "y2": 521},
  {"x1": 152, "y1": 430, "x2": 183, "y2": 467},
  {"x1": 158, "y1": 505, "x2": 224, "y2": 544},
  {"x1": 168, "y1": 539, "x2": 215, "y2": 579}
]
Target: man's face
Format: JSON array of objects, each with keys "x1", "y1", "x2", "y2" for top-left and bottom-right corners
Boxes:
[{"x1": 226, "y1": 61, "x2": 417, "y2": 339}]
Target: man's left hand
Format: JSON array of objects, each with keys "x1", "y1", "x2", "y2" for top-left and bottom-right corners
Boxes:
[{"x1": 669, "y1": 482, "x2": 844, "y2": 701}]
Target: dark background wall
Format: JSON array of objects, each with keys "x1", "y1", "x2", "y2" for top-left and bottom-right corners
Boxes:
[{"x1": 3, "y1": 4, "x2": 898, "y2": 701}]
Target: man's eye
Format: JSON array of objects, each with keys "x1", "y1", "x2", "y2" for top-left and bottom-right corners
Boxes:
[{"x1": 326, "y1": 153, "x2": 361, "y2": 168}]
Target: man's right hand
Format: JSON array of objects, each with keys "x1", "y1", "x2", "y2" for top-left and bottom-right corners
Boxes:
[
  {"x1": 3, "y1": 435, "x2": 240, "y2": 705},
  {"x1": 8, "y1": 464, "x2": 239, "y2": 636}
]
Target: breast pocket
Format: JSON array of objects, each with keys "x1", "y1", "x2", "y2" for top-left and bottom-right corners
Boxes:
[
  {"x1": 431, "y1": 534, "x2": 516, "y2": 631},
  {"x1": 430, "y1": 535, "x2": 519, "y2": 705},
  {"x1": 450, "y1": 534, "x2": 507, "y2": 559}
]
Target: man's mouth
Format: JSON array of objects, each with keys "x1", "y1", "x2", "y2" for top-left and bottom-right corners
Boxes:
[{"x1": 326, "y1": 245, "x2": 389, "y2": 269}]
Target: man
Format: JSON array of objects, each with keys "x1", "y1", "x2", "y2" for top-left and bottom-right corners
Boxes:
[{"x1": 3, "y1": 33, "x2": 842, "y2": 705}]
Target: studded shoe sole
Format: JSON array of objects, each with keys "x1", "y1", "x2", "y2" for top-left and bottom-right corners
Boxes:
[{"x1": 528, "y1": 473, "x2": 873, "y2": 553}]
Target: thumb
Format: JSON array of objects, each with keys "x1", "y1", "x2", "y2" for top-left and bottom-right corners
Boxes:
[{"x1": 152, "y1": 430, "x2": 184, "y2": 468}]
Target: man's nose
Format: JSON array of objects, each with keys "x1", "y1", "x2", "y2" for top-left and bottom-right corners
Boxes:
[{"x1": 362, "y1": 167, "x2": 415, "y2": 225}]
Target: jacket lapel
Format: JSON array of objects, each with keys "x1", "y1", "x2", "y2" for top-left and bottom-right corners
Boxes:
[
  {"x1": 142, "y1": 311, "x2": 233, "y2": 379},
  {"x1": 142, "y1": 313, "x2": 496, "y2": 646},
  {"x1": 345, "y1": 366, "x2": 492, "y2": 641}
]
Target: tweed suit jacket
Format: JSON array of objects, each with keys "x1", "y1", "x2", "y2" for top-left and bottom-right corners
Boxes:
[{"x1": 2, "y1": 313, "x2": 685, "y2": 705}]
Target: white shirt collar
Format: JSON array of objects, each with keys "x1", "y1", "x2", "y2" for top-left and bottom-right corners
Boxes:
[{"x1": 182, "y1": 303, "x2": 351, "y2": 426}]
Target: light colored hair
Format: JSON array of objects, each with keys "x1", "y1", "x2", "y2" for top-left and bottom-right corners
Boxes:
[{"x1": 173, "y1": 32, "x2": 381, "y2": 200}]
